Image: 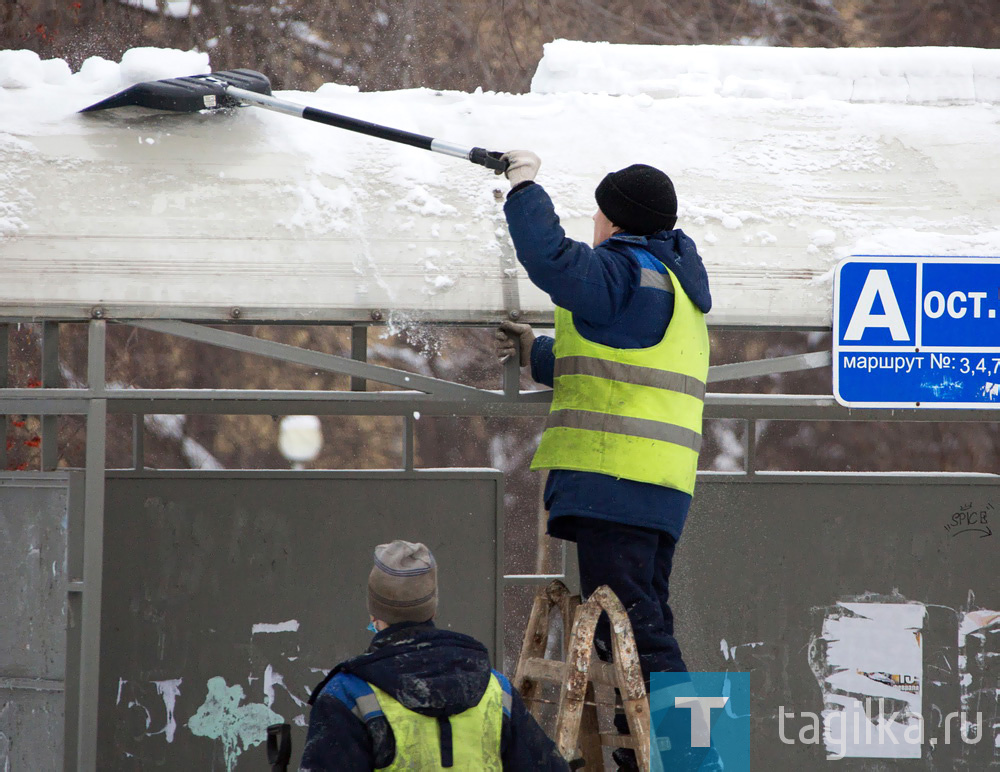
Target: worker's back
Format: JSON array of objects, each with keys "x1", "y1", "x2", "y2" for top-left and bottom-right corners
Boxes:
[{"x1": 301, "y1": 621, "x2": 569, "y2": 771}]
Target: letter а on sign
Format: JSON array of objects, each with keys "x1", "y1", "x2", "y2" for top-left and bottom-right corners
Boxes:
[{"x1": 844, "y1": 270, "x2": 910, "y2": 342}]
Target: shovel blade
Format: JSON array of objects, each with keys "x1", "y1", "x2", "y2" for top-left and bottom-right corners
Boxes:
[{"x1": 80, "y1": 69, "x2": 272, "y2": 113}]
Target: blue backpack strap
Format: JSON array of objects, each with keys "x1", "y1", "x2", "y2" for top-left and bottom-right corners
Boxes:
[
  {"x1": 322, "y1": 673, "x2": 385, "y2": 723},
  {"x1": 624, "y1": 245, "x2": 673, "y2": 293},
  {"x1": 491, "y1": 669, "x2": 513, "y2": 719}
]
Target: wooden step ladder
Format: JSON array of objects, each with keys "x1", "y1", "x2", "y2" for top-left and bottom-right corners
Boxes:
[{"x1": 513, "y1": 580, "x2": 651, "y2": 771}]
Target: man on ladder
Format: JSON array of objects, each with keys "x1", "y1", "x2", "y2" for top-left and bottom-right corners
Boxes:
[{"x1": 496, "y1": 151, "x2": 712, "y2": 770}]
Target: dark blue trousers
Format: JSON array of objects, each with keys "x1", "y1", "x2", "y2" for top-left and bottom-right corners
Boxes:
[{"x1": 573, "y1": 517, "x2": 687, "y2": 678}]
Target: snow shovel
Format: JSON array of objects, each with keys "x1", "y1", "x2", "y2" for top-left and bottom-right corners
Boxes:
[{"x1": 80, "y1": 68, "x2": 509, "y2": 172}]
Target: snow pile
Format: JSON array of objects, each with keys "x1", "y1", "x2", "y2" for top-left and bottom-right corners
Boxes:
[
  {"x1": 0, "y1": 46, "x2": 208, "y2": 96},
  {"x1": 533, "y1": 40, "x2": 1000, "y2": 104},
  {"x1": 0, "y1": 49, "x2": 70, "y2": 89},
  {"x1": 848, "y1": 229, "x2": 1000, "y2": 260},
  {"x1": 0, "y1": 47, "x2": 209, "y2": 136}
]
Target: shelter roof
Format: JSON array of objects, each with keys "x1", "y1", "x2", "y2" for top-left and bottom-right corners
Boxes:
[{"x1": 1, "y1": 43, "x2": 998, "y2": 325}]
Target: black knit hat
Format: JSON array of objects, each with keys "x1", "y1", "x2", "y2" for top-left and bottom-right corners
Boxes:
[{"x1": 595, "y1": 164, "x2": 677, "y2": 236}]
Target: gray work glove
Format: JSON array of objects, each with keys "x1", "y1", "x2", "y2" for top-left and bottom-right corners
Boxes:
[
  {"x1": 498, "y1": 150, "x2": 541, "y2": 188},
  {"x1": 495, "y1": 321, "x2": 535, "y2": 367}
]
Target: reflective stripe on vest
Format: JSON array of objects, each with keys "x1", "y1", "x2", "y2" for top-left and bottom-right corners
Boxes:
[
  {"x1": 545, "y1": 409, "x2": 702, "y2": 453},
  {"x1": 494, "y1": 669, "x2": 513, "y2": 718},
  {"x1": 639, "y1": 268, "x2": 674, "y2": 292},
  {"x1": 552, "y1": 357, "x2": 706, "y2": 401},
  {"x1": 352, "y1": 690, "x2": 384, "y2": 722},
  {"x1": 370, "y1": 673, "x2": 504, "y2": 771},
  {"x1": 531, "y1": 259, "x2": 709, "y2": 494}
]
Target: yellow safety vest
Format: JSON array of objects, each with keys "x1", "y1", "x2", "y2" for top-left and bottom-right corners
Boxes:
[
  {"x1": 531, "y1": 262, "x2": 709, "y2": 494},
  {"x1": 370, "y1": 673, "x2": 505, "y2": 771}
]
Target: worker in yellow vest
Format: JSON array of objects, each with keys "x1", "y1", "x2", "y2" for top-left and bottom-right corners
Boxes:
[
  {"x1": 496, "y1": 151, "x2": 711, "y2": 685},
  {"x1": 301, "y1": 540, "x2": 568, "y2": 771}
]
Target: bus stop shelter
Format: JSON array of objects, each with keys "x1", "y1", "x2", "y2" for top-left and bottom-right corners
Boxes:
[{"x1": 1, "y1": 41, "x2": 999, "y2": 770}]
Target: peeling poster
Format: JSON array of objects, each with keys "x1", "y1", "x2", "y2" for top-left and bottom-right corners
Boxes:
[{"x1": 811, "y1": 601, "x2": 925, "y2": 759}]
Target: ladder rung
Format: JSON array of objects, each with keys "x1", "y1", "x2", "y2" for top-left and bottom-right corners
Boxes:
[
  {"x1": 585, "y1": 660, "x2": 620, "y2": 687},
  {"x1": 526, "y1": 697, "x2": 614, "y2": 708},
  {"x1": 520, "y1": 657, "x2": 566, "y2": 683},
  {"x1": 599, "y1": 732, "x2": 638, "y2": 750},
  {"x1": 516, "y1": 582, "x2": 650, "y2": 771},
  {"x1": 521, "y1": 657, "x2": 620, "y2": 687}
]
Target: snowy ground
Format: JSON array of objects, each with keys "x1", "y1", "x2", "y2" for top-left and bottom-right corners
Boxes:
[{"x1": 1, "y1": 42, "x2": 998, "y2": 326}]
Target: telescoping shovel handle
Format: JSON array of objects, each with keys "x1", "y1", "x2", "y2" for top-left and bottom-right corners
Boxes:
[{"x1": 226, "y1": 85, "x2": 509, "y2": 173}]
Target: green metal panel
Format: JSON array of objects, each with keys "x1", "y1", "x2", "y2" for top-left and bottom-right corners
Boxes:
[
  {"x1": 96, "y1": 470, "x2": 503, "y2": 771},
  {"x1": 672, "y1": 473, "x2": 1000, "y2": 769},
  {"x1": 0, "y1": 473, "x2": 78, "y2": 772}
]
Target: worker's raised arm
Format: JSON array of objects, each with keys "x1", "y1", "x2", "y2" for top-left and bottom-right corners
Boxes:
[{"x1": 500, "y1": 152, "x2": 640, "y2": 327}]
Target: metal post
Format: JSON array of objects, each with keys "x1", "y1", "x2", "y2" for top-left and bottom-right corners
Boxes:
[
  {"x1": 503, "y1": 343, "x2": 521, "y2": 398},
  {"x1": 0, "y1": 323, "x2": 7, "y2": 470},
  {"x1": 132, "y1": 414, "x2": 145, "y2": 471},
  {"x1": 41, "y1": 321, "x2": 60, "y2": 471},
  {"x1": 77, "y1": 320, "x2": 106, "y2": 772},
  {"x1": 745, "y1": 419, "x2": 757, "y2": 476},
  {"x1": 402, "y1": 414, "x2": 415, "y2": 471},
  {"x1": 350, "y1": 325, "x2": 367, "y2": 392}
]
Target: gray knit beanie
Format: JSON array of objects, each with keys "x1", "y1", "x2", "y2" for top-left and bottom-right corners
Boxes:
[{"x1": 367, "y1": 540, "x2": 438, "y2": 624}]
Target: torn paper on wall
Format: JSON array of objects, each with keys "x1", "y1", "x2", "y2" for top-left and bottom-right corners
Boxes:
[
  {"x1": 811, "y1": 601, "x2": 926, "y2": 759},
  {"x1": 959, "y1": 609, "x2": 1000, "y2": 758}
]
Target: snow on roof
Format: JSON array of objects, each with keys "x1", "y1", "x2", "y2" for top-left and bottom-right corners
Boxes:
[
  {"x1": 532, "y1": 40, "x2": 1000, "y2": 104},
  {"x1": 1, "y1": 44, "x2": 998, "y2": 326}
]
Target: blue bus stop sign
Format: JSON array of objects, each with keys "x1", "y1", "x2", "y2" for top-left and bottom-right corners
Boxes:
[{"x1": 834, "y1": 256, "x2": 1000, "y2": 408}]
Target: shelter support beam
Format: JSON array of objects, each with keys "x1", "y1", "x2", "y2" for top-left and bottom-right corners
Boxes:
[
  {"x1": 0, "y1": 396, "x2": 90, "y2": 415},
  {"x1": 503, "y1": 349, "x2": 521, "y2": 398},
  {"x1": 124, "y1": 320, "x2": 491, "y2": 400},
  {"x1": 503, "y1": 574, "x2": 566, "y2": 585},
  {"x1": 745, "y1": 419, "x2": 757, "y2": 476},
  {"x1": 0, "y1": 324, "x2": 6, "y2": 470},
  {"x1": 350, "y1": 325, "x2": 367, "y2": 392},
  {"x1": 707, "y1": 351, "x2": 831, "y2": 383},
  {"x1": 402, "y1": 415, "x2": 415, "y2": 471},
  {"x1": 0, "y1": 385, "x2": 997, "y2": 422},
  {"x1": 41, "y1": 322, "x2": 60, "y2": 470},
  {"x1": 76, "y1": 321, "x2": 106, "y2": 772},
  {"x1": 133, "y1": 414, "x2": 145, "y2": 471}
]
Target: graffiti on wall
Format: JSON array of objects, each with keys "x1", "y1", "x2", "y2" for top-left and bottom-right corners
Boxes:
[{"x1": 114, "y1": 619, "x2": 322, "y2": 771}]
